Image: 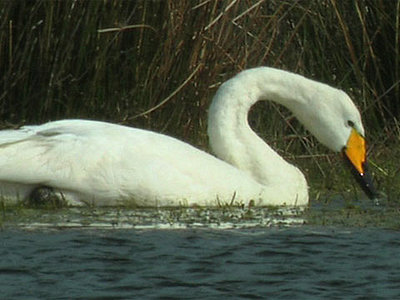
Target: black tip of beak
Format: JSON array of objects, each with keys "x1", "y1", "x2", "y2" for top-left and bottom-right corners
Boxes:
[{"x1": 344, "y1": 156, "x2": 378, "y2": 200}]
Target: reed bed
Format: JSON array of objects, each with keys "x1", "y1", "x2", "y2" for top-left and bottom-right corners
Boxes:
[{"x1": 0, "y1": 0, "x2": 399, "y2": 200}]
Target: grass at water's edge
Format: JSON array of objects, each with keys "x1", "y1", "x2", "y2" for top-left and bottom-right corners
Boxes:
[
  {"x1": 1, "y1": 204, "x2": 400, "y2": 230},
  {"x1": 1, "y1": 186, "x2": 400, "y2": 230},
  {"x1": 0, "y1": 205, "x2": 304, "y2": 230}
]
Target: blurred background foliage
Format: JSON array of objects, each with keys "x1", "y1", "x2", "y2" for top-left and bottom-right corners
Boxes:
[{"x1": 0, "y1": 0, "x2": 399, "y2": 200}]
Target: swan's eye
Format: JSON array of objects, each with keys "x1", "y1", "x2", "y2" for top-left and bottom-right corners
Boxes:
[{"x1": 347, "y1": 120, "x2": 355, "y2": 127}]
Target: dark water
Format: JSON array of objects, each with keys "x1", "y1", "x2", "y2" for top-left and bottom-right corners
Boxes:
[{"x1": 1, "y1": 226, "x2": 400, "y2": 299}]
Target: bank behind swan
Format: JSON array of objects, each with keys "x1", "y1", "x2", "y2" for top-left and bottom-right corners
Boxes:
[{"x1": 0, "y1": 67, "x2": 376, "y2": 207}]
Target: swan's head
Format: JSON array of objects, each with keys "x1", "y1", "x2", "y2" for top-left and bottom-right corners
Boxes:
[{"x1": 293, "y1": 86, "x2": 377, "y2": 199}]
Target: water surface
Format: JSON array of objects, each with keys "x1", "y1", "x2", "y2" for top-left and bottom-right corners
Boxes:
[{"x1": 1, "y1": 201, "x2": 400, "y2": 299}]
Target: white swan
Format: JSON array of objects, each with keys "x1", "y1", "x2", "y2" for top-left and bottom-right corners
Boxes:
[{"x1": 0, "y1": 67, "x2": 375, "y2": 207}]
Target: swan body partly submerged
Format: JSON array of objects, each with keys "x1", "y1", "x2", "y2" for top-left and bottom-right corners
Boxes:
[{"x1": 0, "y1": 67, "x2": 375, "y2": 207}]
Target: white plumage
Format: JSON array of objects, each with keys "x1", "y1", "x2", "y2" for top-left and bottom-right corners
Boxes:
[{"x1": 0, "y1": 67, "x2": 366, "y2": 207}]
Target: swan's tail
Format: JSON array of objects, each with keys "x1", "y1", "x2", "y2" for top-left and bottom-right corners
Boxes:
[{"x1": 0, "y1": 127, "x2": 36, "y2": 146}]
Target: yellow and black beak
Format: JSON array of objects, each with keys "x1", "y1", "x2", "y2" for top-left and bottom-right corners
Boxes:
[{"x1": 343, "y1": 128, "x2": 377, "y2": 199}]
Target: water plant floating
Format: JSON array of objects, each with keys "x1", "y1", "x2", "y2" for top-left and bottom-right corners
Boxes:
[{"x1": 0, "y1": 67, "x2": 376, "y2": 207}]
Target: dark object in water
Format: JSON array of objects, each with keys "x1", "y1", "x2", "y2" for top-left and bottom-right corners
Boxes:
[{"x1": 28, "y1": 186, "x2": 66, "y2": 208}]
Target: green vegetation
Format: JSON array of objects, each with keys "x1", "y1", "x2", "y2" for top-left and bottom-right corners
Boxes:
[{"x1": 0, "y1": 0, "x2": 399, "y2": 203}]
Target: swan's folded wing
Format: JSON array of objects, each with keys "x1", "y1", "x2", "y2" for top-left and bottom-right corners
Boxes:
[
  {"x1": 0, "y1": 128, "x2": 87, "y2": 186},
  {"x1": 0, "y1": 120, "x2": 266, "y2": 205}
]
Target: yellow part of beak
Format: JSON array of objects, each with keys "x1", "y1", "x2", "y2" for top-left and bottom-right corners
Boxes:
[{"x1": 344, "y1": 128, "x2": 366, "y2": 175}]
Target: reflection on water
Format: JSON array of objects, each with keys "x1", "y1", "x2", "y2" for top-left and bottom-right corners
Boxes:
[
  {"x1": 1, "y1": 206, "x2": 305, "y2": 230},
  {"x1": 1, "y1": 197, "x2": 400, "y2": 299},
  {"x1": 1, "y1": 193, "x2": 397, "y2": 230}
]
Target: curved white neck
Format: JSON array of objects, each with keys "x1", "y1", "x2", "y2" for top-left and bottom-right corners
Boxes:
[{"x1": 207, "y1": 67, "x2": 313, "y2": 193}]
